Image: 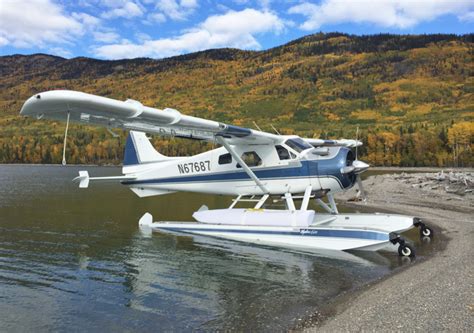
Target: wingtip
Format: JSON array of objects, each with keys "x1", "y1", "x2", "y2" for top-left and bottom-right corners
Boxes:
[{"x1": 20, "y1": 94, "x2": 39, "y2": 116}]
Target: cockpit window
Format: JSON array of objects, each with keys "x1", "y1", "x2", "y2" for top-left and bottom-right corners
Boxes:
[
  {"x1": 275, "y1": 145, "x2": 290, "y2": 160},
  {"x1": 284, "y1": 138, "x2": 312, "y2": 153},
  {"x1": 236, "y1": 151, "x2": 262, "y2": 168}
]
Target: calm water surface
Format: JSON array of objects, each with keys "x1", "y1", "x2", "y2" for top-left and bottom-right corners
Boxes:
[{"x1": 0, "y1": 165, "x2": 437, "y2": 331}]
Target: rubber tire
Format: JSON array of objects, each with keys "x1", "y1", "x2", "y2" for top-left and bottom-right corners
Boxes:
[
  {"x1": 420, "y1": 226, "x2": 433, "y2": 238},
  {"x1": 398, "y1": 244, "x2": 415, "y2": 258}
]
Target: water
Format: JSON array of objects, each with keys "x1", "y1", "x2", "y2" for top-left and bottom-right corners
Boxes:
[{"x1": 0, "y1": 165, "x2": 437, "y2": 331}]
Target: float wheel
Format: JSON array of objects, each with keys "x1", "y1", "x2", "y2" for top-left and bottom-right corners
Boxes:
[
  {"x1": 420, "y1": 226, "x2": 433, "y2": 238},
  {"x1": 398, "y1": 244, "x2": 415, "y2": 257}
]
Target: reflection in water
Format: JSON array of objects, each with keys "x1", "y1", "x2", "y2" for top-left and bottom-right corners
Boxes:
[
  {"x1": 0, "y1": 165, "x2": 438, "y2": 331},
  {"x1": 125, "y1": 231, "x2": 391, "y2": 331}
]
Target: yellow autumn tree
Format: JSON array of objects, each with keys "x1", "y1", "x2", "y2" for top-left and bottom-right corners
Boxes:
[{"x1": 448, "y1": 121, "x2": 474, "y2": 166}]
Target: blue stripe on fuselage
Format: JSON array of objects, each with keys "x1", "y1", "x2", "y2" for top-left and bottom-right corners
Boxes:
[{"x1": 125, "y1": 163, "x2": 308, "y2": 184}]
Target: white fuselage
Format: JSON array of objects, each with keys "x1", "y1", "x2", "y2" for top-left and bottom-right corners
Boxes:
[{"x1": 122, "y1": 144, "x2": 354, "y2": 197}]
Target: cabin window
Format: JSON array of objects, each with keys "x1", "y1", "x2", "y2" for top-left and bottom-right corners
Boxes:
[
  {"x1": 275, "y1": 145, "x2": 290, "y2": 160},
  {"x1": 218, "y1": 153, "x2": 232, "y2": 165},
  {"x1": 236, "y1": 151, "x2": 262, "y2": 168},
  {"x1": 285, "y1": 138, "x2": 312, "y2": 153}
]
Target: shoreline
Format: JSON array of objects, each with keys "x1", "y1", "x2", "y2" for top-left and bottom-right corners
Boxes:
[
  {"x1": 299, "y1": 172, "x2": 473, "y2": 331},
  {"x1": 369, "y1": 166, "x2": 474, "y2": 172}
]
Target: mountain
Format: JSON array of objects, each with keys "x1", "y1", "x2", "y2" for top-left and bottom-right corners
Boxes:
[{"x1": 0, "y1": 33, "x2": 472, "y2": 166}]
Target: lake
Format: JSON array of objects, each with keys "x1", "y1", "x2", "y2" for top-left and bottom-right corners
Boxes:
[{"x1": 0, "y1": 165, "x2": 435, "y2": 331}]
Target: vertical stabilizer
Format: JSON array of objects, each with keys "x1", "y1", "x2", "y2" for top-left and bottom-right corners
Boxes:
[{"x1": 123, "y1": 131, "x2": 170, "y2": 173}]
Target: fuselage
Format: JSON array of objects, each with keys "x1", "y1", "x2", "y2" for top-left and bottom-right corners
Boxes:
[{"x1": 122, "y1": 139, "x2": 357, "y2": 197}]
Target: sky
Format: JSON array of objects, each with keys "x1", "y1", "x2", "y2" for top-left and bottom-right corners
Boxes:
[{"x1": 1, "y1": 0, "x2": 473, "y2": 60}]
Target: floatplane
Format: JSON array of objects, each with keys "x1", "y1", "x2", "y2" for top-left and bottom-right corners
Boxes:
[{"x1": 21, "y1": 90, "x2": 433, "y2": 257}]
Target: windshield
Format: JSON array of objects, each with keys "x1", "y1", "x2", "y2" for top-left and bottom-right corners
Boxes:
[{"x1": 285, "y1": 138, "x2": 313, "y2": 153}]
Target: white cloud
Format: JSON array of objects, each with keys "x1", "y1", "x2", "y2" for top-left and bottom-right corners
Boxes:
[
  {"x1": 135, "y1": 32, "x2": 152, "y2": 42},
  {"x1": 0, "y1": 0, "x2": 85, "y2": 48},
  {"x1": 49, "y1": 46, "x2": 73, "y2": 58},
  {"x1": 155, "y1": 0, "x2": 198, "y2": 21},
  {"x1": 289, "y1": 0, "x2": 474, "y2": 30},
  {"x1": 459, "y1": 11, "x2": 474, "y2": 22},
  {"x1": 72, "y1": 12, "x2": 101, "y2": 28},
  {"x1": 180, "y1": 0, "x2": 198, "y2": 8},
  {"x1": 145, "y1": 12, "x2": 167, "y2": 24},
  {"x1": 0, "y1": 36, "x2": 9, "y2": 47},
  {"x1": 101, "y1": 1, "x2": 144, "y2": 19},
  {"x1": 93, "y1": 31, "x2": 120, "y2": 43},
  {"x1": 94, "y1": 8, "x2": 285, "y2": 59}
]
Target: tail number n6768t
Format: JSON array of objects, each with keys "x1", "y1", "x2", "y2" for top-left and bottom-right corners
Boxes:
[{"x1": 177, "y1": 161, "x2": 211, "y2": 174}]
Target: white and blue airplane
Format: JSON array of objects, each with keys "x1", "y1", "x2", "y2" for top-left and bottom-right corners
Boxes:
[{"x1": 20, "y1": 90, "x2": 433, "y2": 257}]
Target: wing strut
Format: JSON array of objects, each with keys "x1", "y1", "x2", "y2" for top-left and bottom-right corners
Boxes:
[
  {"x1": 216, "y1": 136, "x2": 268, "y2": 194},
  {"x1": 62, "y1": 111, "x2": 70, "y2": 166}
]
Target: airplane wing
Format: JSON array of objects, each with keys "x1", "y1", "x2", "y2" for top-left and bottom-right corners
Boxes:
[{"x1": 20, "y1": 90, "x2": 281, "y2": 145}]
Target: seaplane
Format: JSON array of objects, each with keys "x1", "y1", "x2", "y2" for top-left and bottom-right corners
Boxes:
[{"x1": 20, "y1": 90, "x2": 433, "y2": 257}]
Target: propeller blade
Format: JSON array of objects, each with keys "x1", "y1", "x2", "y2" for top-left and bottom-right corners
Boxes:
[
  {"x1": 356, "y1": 175, "x2": 367, "y2": 201},
  {"x1": 355, "y1": 126, "x2": 359, "y2": 160},
  {"x1": 341, "y1": 165, "x2": 355, "y2": 174}
]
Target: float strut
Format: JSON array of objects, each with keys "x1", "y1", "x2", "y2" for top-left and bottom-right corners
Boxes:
[
  {"x1": 300, "y1": 185, "x2": 312, "y2": 211},
  {"x1": 229, "y1": 195, "x2": 242, "y2": 209},
  {"x1": 255, "y1": 194, "x2": 269, "y2": 209},
  {"x1": 285, "y1": 192, "x2": 296, "y2": 211},
  {"x1": 327, "y1": 193, "x2": 339, "y2": 214}
]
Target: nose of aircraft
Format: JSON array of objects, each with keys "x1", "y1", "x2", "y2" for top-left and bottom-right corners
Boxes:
[
  {"x1": 340, "y1": 156, "x2": 369, "y2": 199},
  {"x1": 341, "y1": 159, "x2": 370, "y2": 175},
  {"x1": 352, "y1": 160, "x2": 370, "y2": 174}
]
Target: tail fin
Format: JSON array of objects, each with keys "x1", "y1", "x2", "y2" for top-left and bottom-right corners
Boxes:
[{"x1": 123, "y1": 131, "x2": 169, "y2": 173}]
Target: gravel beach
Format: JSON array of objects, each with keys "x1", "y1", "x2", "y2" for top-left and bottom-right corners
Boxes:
[{"x1": 303, "y1": 171, "x2": 474, "y2": 332}]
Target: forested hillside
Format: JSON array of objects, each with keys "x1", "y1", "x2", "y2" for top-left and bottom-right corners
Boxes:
[{"x1": 1, "y1": 33, "x2": 472, "y2": 166}]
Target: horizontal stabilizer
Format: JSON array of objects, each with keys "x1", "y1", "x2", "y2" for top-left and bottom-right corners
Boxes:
[
  {"x1": 73, "y1": 171, "x2": 136, "y2": 188},
  {"x1": 74, "y1": 170, "x2": 90, "y2": 188}
]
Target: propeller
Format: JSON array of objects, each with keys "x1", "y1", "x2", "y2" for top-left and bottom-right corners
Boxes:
[
  {"x1": 341, "y1": 127, "x2": 369, "y2": 201},
  {"x1": 354, "y1": 127, "x2": 368, "y2": 201}
]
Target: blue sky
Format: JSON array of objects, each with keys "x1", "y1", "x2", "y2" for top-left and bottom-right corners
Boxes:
[{"x1": 1, "y1": 0, "x2": 473, "y2": 59}]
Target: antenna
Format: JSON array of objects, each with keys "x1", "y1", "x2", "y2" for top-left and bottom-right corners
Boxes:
[
  {"x1": 270, "y1": 124, "x2": 281, "y2": 135},
  {"x1": 355, "y1": 126, "x2": 359, "y2": 160},
  {"x1": 252, "y1": 121, "x2": 262, "y2": 131}
]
